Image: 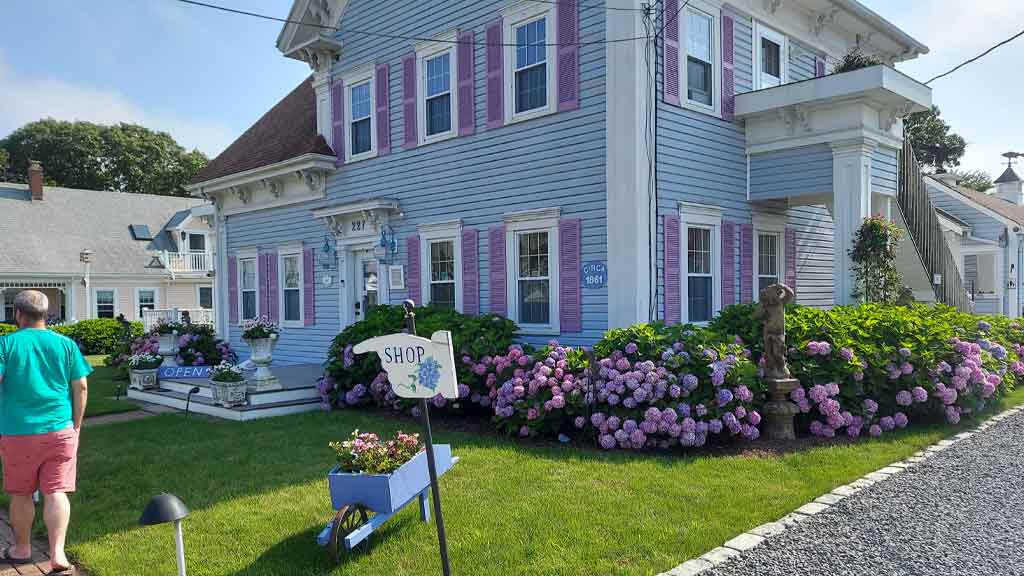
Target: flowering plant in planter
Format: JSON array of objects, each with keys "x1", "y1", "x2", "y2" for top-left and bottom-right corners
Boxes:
[
  {"x1": 152, "y1": 319, "x2": 184, "y2": 335},
  {"x1": 242, "y1": 317, "x2": 279, "y2": 340},
  {"x1": 210, "y1": 362, "x2": 245, "y2": 383},
  {"x1": 329, "y1": 430, "x2": 422, "y2": 475},
  {"x1": 127, "y1": 352, "x2": 163, "y2": 370},
  {"x1": 176, "y1": 325, "x2": 236, "y2": 366}
]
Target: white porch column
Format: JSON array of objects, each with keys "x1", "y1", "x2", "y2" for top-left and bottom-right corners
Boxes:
[
  {"x1": 1007, "y1": 233, "x2": 1020, "y2": 318},
  {"x1": 831, "y1": 139, "x2": 876, "y2": 305},
  {"x1": 67, "y1": 280, "x2": 77, "y2": 322}
]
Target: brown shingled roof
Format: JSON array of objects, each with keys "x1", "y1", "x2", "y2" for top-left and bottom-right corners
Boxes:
[
  {"x1": 191, "y1": 77, "x2": 334, "y2": 184},
  {"x1": 928, "y1": 175, "x2": 1024, "y2": 226}
]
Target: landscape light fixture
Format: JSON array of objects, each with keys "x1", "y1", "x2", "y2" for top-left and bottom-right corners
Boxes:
[
  {"x1": 185, "y1": 386, "x2": 201, "y2": 418},
  {"x1": 139, "y1": 493, "x2": 190, "y2": 576}
]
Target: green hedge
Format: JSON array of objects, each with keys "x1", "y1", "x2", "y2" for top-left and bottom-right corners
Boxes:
[
  {"x1": 56, "y1": 319, "x2": 144, "y2": 355},
  {"x1": 0, "y1": 323, "x2": 15, "y2": 336}
]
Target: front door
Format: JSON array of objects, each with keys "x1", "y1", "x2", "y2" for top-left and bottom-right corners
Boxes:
[{"x1": 353, "y1": 251, "x2": 379, "y2": 323}]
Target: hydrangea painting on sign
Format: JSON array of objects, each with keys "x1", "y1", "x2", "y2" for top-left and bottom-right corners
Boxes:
[{"x1": 354, "y1": 331, "x2": 459, "y2": 399}]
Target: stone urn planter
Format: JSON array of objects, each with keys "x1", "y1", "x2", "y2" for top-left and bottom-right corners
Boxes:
[
  {"x1": 210, "y1": 378, "x2": 248, "y2": 408},
  {"x1": 157, "y1": 332, "x2": 179, "y2": 367},
  {"x1": 244, "y1": 334, "x2": 281, "y2": 391},
  {"x1": 129, "y1": 368, "x2": 159, "y2": 391}
]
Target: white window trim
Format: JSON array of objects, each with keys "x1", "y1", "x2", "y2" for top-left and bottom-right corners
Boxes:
[
  {"x1": 505, "y1": 207, "x2": 560, "y2": 334},
  {"x1": 416, "y1": 31, "x2": 460, "y2": 146},
  {"x1": 753, "y1": 21, "x2": 788, "y2": 90},
  {"x1": 680, "y1": 204, "x2": 722, "y2": 325},
  {"x1": 963, "y1": 250, "x2": 1001, "y2": 296},
  {"x1": 419, "y1": 220, "x2": 463, "y2": 311},
  {"x1": 678, "y1": 0, "x2": 722, "y2": 116},
  {"x1": 503, "y1": 0, "x2": 558, "y2": 125},
  {"x1": 342, "y1": 64, "x2": 378, "y2": 164},
  {"x1": 752, "y1": 214, "x2": 786, "y2": 300},
  {"x1": 134, "y1": 287, "x2": 159, "y2": 320},
  {"x1": 278, "y1": 244, "x2": 305, "y2": 327},
  {"x1": 196, "y1": 285, "x2": 214, "y2": 310},
  {"x1": 92, "y1": 287, "x2": 119, "y2": 320},
  {"x1": 237, "y1": 249, "x2": 259, "y2": 324}
]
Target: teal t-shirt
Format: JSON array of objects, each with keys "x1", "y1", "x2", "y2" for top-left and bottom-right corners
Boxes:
[{"x1": 0, "y1": 328, "x2": 93, "y2": 435}]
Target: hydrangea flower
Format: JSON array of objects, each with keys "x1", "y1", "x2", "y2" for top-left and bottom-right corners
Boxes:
[
  {"x1": 895, "y1": 390, "x2": 912, "y2": 407},
  {"x1": 869, "y1": 425, "x2": 882, "y2": 438},
  {"x1": 893, "y1": 412, "x2": 908, "y2": 428},
  {"x1": 911, "y1": 386, "x2": 929, "y2": 403}
]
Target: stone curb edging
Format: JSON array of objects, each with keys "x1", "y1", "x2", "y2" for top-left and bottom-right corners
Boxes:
[{"x1": 657, "y1": 404, "x2": 1024, "y2": 576}]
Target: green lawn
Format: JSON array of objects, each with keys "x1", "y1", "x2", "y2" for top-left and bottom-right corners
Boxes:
[
  {"x1": 84, "y1": 355, "x2": 139, "y2": 417},
  {"x1": 41, "y1": 398, "x2": 1019, "y2": 576}
]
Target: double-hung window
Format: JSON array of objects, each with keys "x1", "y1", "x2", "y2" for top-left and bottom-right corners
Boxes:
[
  {"x1": 755, "y1": 23, "x2": 787, "y2": 89},
  {"x1": 94, "y1": 289, "x2": 116, "y2": 319},
  {"x1": 503, "y1": 2, "x2": 557, "y2": 123},
  {"x1": 343, "y1": 66, "x2": 376, "y2": 162},
  {"x1": 137, "y1": 288, "x2": 157, "y2": 319},
  {"x1": 506, "y1": 208, "x2": 560, "y2": 333},
  {"x1": 417, "y1": 34, "x2": 458, "y2": 144},
  {"x1": 279, "y1": 248, "x2": 303, "y2": 326},
  {"x1": 198, "y1": 286, "x2": 214, "y2": 309},
  {"x1": 680, "y1": 205, "x2": 722, "y2": 324},
  {"x1": 753, "y1": 215, "x2": 786, "y2": 297},
  {"x1": 239, "y1": 256, "x2": 258, "y2": 321},
  {"x1": 679, "y1": 1, "x2": 720, "y2": 114},
  {"x1": 419, "y1": 221, "x2": 462, "y2": 311}
]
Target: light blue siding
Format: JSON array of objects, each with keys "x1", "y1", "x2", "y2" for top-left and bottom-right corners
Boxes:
[
  {"x1": 872, "y1": 147, "x2": 898, "y2": 197},
  {"x1": 730, "y1": 8, "x2": 754, "y2": 94},
  {"x1": 788, "y1": 40, "x2": 817, "y2": 82},
  {"x1": 749, "y1": 145, "x2": 833, "y2": 201},
  {"x1": 223, "y1": 0, "x2": 609, "y2": 362},
  {"x1": 788, "y1": 205, "x2": 834, "y2": 307}
]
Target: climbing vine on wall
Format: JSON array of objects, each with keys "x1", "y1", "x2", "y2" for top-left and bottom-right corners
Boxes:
[{"x1": 849, "y1": 215, "x2": 905, "y2": 304}]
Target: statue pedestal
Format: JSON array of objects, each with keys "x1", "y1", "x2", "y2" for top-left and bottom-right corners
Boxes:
[{"x1": 763, "y1": 377, "x2": 800, "y2": 441}]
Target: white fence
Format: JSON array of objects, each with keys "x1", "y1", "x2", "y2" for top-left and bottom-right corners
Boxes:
[
  {"x1": 142, "y1": 308, "x2": 215, "y2": 332},
  {"x1": 162, "y1": 251, "x2": 212, "y2": 274}
]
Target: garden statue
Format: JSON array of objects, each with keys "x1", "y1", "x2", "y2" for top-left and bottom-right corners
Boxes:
[{"x1": 758, "y1": 283, "x2": 800, "y2": 440}]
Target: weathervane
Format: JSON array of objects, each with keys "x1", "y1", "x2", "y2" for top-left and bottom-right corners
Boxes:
[{"x1": 1003, "y1": 152, "x2": 1021, "y2": 167}]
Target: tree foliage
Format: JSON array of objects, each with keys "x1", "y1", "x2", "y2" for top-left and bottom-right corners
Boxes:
[
  {"x1": 904, "y1": 106, "x2": 966, "y2": 172},
  {"x1": 950, "y1": 169, "x2": 994, "y2": 193},
  {"x1": 0, "y1": 148, "x2": 8, "y2": 179},
  {"x1": 0, "y1": 119, "x2": 209, "y2": 196},
  {"x1": 849, "y1": 216, "x2": 905, "y2": 304}
]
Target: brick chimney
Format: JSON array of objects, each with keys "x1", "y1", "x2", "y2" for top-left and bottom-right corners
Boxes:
[{"x1": 28, "y1": 160, "x2": 44, "y2": 201}]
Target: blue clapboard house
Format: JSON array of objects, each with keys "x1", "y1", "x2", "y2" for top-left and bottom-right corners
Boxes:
[{"x1": 189, "y1": 0, "x2": 967, "y2": 368}]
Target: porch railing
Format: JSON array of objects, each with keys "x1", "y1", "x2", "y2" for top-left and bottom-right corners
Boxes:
[
  {"x1": 162, "y1": 251, "x2": 211, "y2": 274},
  {"x1": 897, "y1": 139, "x2": 971, "y2": 311},
  {"x1": 142, "y1": 308, "x2": 215, "y2": 332}
]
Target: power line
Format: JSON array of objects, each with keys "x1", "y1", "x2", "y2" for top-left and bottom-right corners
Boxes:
[
  {"x1": 522, "y1": 0, "x2": 646, "y2": 12},
  {"x1": 175, "y1": 0, "x2": 650, "y2": 46},
  {"x1": 925, "y1": 27, "x2": 1024, "y2": 85}
]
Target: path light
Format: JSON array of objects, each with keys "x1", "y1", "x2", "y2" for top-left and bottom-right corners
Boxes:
[
  {"x1": 139, "y1": 493, "x2": 190, "y2": 576},
  {"x1": 185, "y1": 386, "x2": 201, "y2": 419}
]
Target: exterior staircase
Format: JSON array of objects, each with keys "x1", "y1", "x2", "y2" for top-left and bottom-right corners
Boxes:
[{"x1": 896, "y1": 139, "x2": 971, "y2": 311}]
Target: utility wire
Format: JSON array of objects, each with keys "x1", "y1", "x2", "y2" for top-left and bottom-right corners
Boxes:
[
  {"x1": 925, "y1": 27, "x2": 1024, "y2": 85},
  {"x1": 522, "y1": 0, "x2": 646, "y2": 12}
]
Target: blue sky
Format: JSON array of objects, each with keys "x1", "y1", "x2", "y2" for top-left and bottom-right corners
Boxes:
[{"x1": 1, "y1": 0, "x2": 1021, "y2": 177}]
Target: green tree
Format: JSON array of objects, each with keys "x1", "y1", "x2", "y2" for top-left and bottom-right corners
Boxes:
[
  {"x1": 904, "y1": 106, "x2": 966, "y2": 172},
  {"x1": 0, "y1": 148, "x2": 8, "y2": 180},
  {"x1": 0, "y1": 119, "x2": 209, "y2": 196},
  {"x1": 950, "y1": 169, "x2": 993, "y2": 193}
]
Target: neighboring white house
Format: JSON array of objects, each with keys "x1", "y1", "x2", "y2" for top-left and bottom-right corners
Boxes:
[{"x1": 0, "y1": 161, "x2": 216, "y2": 328}]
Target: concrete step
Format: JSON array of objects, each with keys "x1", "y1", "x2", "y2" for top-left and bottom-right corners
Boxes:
[
  {"x1": 127, "y1": 389, "x2": 323, "y2": 422},
  {"x1": 156, "y1": 380, "x2": 320, "y2": 406}
]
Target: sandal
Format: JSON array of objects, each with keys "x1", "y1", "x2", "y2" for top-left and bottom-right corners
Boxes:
[
  {"x1": 2, "y1": 546, "x2": 32, "y2": 564},
  {"x1": 46, "y1": 566, "x2": 74, "y2": 575}
]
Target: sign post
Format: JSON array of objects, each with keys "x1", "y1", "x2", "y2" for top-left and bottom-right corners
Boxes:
[{"x1": 352, "y1": 300, "x2": 455, "y2": 576}]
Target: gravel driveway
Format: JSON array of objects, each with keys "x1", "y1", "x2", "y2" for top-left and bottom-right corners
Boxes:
[{"x1": 702, "y1": 409, "x2": 1024, "y2": 576}]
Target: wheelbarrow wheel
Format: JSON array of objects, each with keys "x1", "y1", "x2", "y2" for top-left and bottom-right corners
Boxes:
[{"x1": 328, "y1": 504, "x2": 369, "y2": 561}]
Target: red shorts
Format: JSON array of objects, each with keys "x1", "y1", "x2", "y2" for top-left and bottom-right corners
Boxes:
[{"x1": 0, "y1": 427, "x2": 79, "y2": 495}]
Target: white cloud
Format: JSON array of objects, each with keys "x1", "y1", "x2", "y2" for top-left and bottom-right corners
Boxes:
[{"x1": 0, "y1": 53, "x2": 234, "y2": 157}]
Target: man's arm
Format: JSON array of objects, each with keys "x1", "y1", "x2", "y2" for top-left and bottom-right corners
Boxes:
[{"x1": 71, "y1": 377, "x2": 88, "y2": 430}]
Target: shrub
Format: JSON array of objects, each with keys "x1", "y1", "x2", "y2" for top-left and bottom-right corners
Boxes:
[
  {"x1": 0, "y1": 323, "x2": 16, "y2": 336},
  {"x1": 849, "y1": 215, "x2": 904, "y2": 303},
  {"x1": 831, "y1": 49, "x2": 883, "y2": 74},
  {"x1": 176, "y1": 324, "x2": 236, "y2": 366},
  {"x1": 55, "y1": 318, "x2": 143, "y2": 355}
]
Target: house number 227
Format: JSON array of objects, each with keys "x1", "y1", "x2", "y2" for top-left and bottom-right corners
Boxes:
[{"x1": 351, "y1": 220, "x2": 367, "y2": 233}]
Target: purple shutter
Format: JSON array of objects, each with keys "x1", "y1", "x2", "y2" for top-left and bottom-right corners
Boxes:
[
  {"x1": 406, "y1": 235, "x2": 421, "y2": 306},
  {"x1": 375, "y1": 64, "x2": 391, "y2": 155},
  {"x1": 664, "y1": 215, "x2": 681, "y2": 325},
  {"x1": 331, "y1": 79, "x2": 345, "y2": 166},
  {"x1": 267, "y1": 251, "x2": 280, "y2": 323},
  {"x1": 785, "y1": 227, "x2": 797, "y2": 293},
  {"x1": 559, "y1": 219, "x2": 582, "y2": 332},
  {"x1": 462, "y1": 228, "x2": 480, "y2": 314},
  {"x1": 721, "y1": 220, "x2": 736, "y2": 307},
  {"x1": 721, "y1": 15, "x2": 735, "y2": 121},
  {"x1": 815, "y1": 57, "x2": 826, "y2": 78},
  {"x1": 486, "y1": 20, "x2": 504, "y2": 129},
  {"x1": 662, "y1": 0, "x2": 680, "y2": 106},
  {"x1": 303, "y1": 246, "x2": 316, "y2": 326},
  {"x1": 740, "y1": 224, "x2": 753, "y2": 303},
  {"x1": 457, "y1": 30, "x2": 476, "y2": 136},
  {"x1": 488, "y1": 225, "x2": 506, "y2": 315},
  {"x1": 557, "y1": 0, "x2": 580, "y2": 112},
  {"x1": 258, "y1": 252, "x2": 269, "y2": 318},
  {"x1": 228, "y1": 256, "x2": 238, "y2": 324},
  {"x1": 402, "y1": 54, "x2": 418, "y2": 149}
]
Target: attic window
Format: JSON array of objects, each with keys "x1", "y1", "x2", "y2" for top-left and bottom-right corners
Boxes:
[{"x1": 130, "y1": 224, "x2": 153, "y2": 241}]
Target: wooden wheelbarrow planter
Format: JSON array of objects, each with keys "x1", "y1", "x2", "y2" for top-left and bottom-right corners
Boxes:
[{"x1": 317, "y1": 445, "x2": 458, "y2": 560}]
